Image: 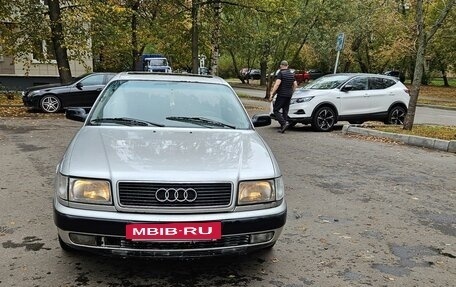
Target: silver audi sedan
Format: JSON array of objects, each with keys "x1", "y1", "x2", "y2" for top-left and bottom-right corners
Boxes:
[{"x1": 53, "y1": 72, "x2": 286, "y2": 257}]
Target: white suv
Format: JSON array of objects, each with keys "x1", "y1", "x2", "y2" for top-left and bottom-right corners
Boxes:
[{"x1": 271, "y1": 73, "x2": 410, "y2": 131}]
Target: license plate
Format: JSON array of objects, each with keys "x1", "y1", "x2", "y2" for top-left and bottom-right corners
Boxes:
[{"x1": 126, "y1": 222, "x2": 222, "y2": 241}]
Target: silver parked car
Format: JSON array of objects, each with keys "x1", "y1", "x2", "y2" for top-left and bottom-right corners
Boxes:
[{"x1": 53, "y1": 72, "x2": 286, "y2": 257}]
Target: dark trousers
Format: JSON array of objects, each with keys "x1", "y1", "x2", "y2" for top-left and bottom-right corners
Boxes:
[{"x1": 273, "y1": 96, "x2": 291, "y2": 126}]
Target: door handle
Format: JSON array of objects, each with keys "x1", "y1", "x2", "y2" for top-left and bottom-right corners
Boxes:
[{"x1": 96, "y1": 88, "x2": 102, "y2": 91}]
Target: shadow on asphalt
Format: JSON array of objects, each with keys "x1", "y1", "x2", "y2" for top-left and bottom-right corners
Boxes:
[
  {"x1": 267, "y1": 123, "x2": 344, "y2": 133},
  {"x1": 60, "y1": 247, "x2": 275, "y2": 286}
]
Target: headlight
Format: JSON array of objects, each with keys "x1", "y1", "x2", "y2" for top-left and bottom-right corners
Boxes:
[
  {"x1": 238, "y1": 180, "x2": 275, "y2": 205},
  {"x1": 69, "y1": 178, "x2": 112, "y2": 204},
  {"x1": 290, "y1": 96, "x2": 314, "y2": 104}
]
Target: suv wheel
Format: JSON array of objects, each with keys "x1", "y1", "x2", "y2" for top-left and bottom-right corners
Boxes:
[
  {"x1": 385, "y1": 106, "x2": 406, "y2": 125},
  {"x1": 312, "y1": 106, "x2": 336, "y2": 132},
  {"x1": 40, "y1": 95, "x2": 61, "y2": 113}
]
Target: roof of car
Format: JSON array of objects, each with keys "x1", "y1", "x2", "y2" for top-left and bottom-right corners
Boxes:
[
  {"x1": 324, "y1": 73, "x2": 397, "y2": 78},
  {"x1": 112, "y1": 72, "x2": 228, "y2": 85}
]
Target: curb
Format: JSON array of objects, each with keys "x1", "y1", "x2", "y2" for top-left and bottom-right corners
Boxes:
[
  {"x1": 416, "y1": 103, "x2": 456, "y2": 111},
  {"x1": 342, "y1": 125, "x2": 456, "y2": 153}
]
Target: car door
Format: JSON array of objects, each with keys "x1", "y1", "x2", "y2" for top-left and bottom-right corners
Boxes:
[
  {"x1": 368, "y1": 77, "x2": 397, "y2": 113},
  {"x1": 67, "y1": 74, "x2": 106, "y2": 107},
  {"x1": 338, "y1": 76, "x2": 369, "y2": 115}
]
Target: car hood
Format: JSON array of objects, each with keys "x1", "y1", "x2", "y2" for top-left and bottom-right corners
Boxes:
[
  {"x1": 25, "y1": 83, "x2": 71, "y2": 94},
  {"x1": 292, "y1": 88, "x2": 336, "y2": 98},
  {"x1": 59, "y1": 127, "x2": 278, "y2": 182}
]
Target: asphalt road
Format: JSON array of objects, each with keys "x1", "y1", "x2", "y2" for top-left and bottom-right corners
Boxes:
[
  {"x1": 0, "y1": 103, "x2": 455, "y2": 286},
  {"x1": 234, "y1": 87, "x2": 456, "y2": 126}
]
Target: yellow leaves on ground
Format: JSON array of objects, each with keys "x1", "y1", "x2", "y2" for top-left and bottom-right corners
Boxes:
[{"x1": 0, "y1": 106, "x2": 64, "y2": 119}]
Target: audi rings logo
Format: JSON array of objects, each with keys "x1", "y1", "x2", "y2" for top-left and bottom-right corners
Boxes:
[{"x1": 155, "y1": 188, "x2": 198, "y2": 203}]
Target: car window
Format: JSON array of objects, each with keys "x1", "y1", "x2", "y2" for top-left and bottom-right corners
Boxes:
[
  {"x1": 304, "y1": 75, "x2": 350, "y2": 90},
  {"x1": 369, "y1": 77, "x2": 396, "y2": 90},
  {"x1": 80, "y1": 74, "x2": 105, "y2": 86},
  {"x1": 345, "y1": 77, "x2": 367, "y2": 90},
  {"x1": 89, "y1": 80, "x2": 251, "y2": 129}
]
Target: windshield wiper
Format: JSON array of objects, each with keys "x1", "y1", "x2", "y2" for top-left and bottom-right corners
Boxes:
[
  {"x1": 166, "y1": 116, "x2": 236, "y2": 129},
  {"x1": 89, "y1": 117, "x2": 164, "y2": 127}
]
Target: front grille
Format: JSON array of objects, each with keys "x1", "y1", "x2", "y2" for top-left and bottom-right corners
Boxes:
[
  {"x1": 119, "y1": 235, "x2": 250, "y2": 250},
  {"x1": 118, "y1": 182, "x2": 232, "y2": 208}
]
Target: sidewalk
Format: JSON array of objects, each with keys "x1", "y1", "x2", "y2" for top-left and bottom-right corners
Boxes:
[{"x1": 342, "y1": 125, "x2": 456, "y2": 153}]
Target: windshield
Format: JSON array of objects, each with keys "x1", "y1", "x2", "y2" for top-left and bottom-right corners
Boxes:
[
  {"x1": 303, "y1": 75, "x2": 350, "y2": 90},
  {"x1": 88, "y1": 80, "x2": 251, "y2": 129},
  {"x1": 146, "y1": 59, "x2": 168, "y2": 66}
]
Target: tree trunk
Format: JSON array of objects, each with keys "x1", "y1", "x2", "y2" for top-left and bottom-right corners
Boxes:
[
  {"x1": 129, "y1": 1, "x2": 141, "y2": 71},
  {"x1": 260, "y1": 40, "x2": 270, "y2": 86},
  {"x1": 404, "y1": 0, "x2": 425, "y2": 131},
  {"x1": 191, "y1": 0, "x2": 199, "y2": 74},
  {"x1": 47, "y1": 0, "x2": 72, "y2": 84},
  {"x1": 210, "y1": 0, "x2": 221, "y2": 76},
  {"x1": 228, "y1": 49, "x2": 245, "y2": 84},
  {"x1": 442, "y1": 69, "x2": 449, "y2": 87}
]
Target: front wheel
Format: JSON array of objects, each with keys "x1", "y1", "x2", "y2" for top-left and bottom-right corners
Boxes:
[
  {"x1": 384, "y1": 106, "x2": 406, "y2": 125},
  {"x1": 312, "y1": 106, "x2": 336, "y2": 132},
  {"x1": 40, "y1": 95, "x2": 61, "y2": 113}
]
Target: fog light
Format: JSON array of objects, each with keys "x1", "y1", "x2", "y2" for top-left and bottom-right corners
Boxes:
[
  {"x1": 250, "y1": 232, "x2": 274, "y2": 243},
  {"x1": 69, "y1": 233, "x2": 97, "y2": 246}
]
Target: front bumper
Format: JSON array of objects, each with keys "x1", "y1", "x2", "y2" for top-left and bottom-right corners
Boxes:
[
  {"x1": 54, "y1": 199, "x2": 287, "y2": 257},
  {"x1": 22, "y1": 95, "x2": 39, "y2": 108}
]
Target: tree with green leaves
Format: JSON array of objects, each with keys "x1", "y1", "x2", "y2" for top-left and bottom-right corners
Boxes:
[
  {"x1": 404, "y1": 0, "x2": 455, "y2": 130},
  {"x1": 0, "y1": 0, "x2": 94, "y2": 83}
]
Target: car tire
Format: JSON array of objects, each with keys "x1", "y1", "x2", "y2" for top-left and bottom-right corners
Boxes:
[
  {"x1": 58, "y1": 235, "x2": 76, "y2": 252},
  {"x1": 384, "y1": 105, "x2": 406, "y2": 125},
  {"x1": 312, "y1": 106, "x2": 336, "y2": 132},
  {"x1": 40, "y1": 95, "x2": 61, "y2": 113}
]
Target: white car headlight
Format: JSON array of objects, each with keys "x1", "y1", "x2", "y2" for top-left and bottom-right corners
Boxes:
[
  {"x1": 290, "y1": 96, "x2": 314, "y2": 104},
  {"x1": 69, "y1": 178, "x2": 112, "y2": 204},
  {"x1": 238, "y1": 180, "x2": 277, "y2": 205}
]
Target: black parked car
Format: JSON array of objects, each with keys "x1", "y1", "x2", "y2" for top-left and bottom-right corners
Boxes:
[{"x1": 22, "y1": 72, "x2": 116, "y2": 113}]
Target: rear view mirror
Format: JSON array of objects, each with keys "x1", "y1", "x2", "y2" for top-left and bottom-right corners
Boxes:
[
  {"x1": 252, "y1": 114, "x2": 271, "y2": 127},
  {"x1": 76, "y1": 82, "x2": 83, "y2": 89},
  {"x1": 341, "y1": 84, "x2": 353, "y2": 92},
  {"x1": 66, "y1": 107, "x2": 88, "y2": 122}
]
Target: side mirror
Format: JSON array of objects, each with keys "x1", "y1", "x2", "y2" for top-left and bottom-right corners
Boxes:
[
  {"x1": 66, "y1": 107, "x2": 88, "y2": 122},
  {"x1": 341, "y1": 84, "x2": 353, "y2": 92},
  {"x1": 252, "y1": 114, "x2": 271, "y2": 127},
  {"x1": 76, "y1": 82, "x2": 83, "y2": 90}
]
